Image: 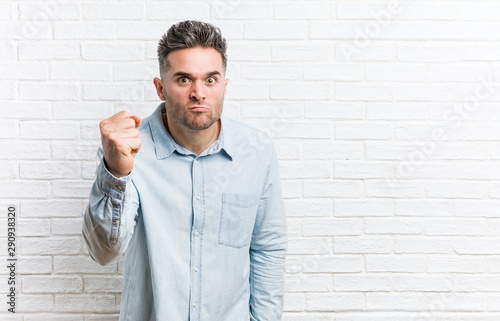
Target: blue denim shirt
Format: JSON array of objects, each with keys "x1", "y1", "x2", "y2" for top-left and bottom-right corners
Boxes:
[{"x1": 82, "y1": 103, "x2": 288, "y2": 321}]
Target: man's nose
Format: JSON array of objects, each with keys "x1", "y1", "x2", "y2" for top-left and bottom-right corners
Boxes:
[{"x1": 190, "y1": 80, "x2": 206, "y2": 101}]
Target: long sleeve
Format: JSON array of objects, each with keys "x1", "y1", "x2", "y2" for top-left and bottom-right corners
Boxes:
[
  {"x1": 82, "y1": 147, "x2": 140, "y2": 266},
  {"x1": 249, "y1": 146, "x2": 288, "y2": 321}
]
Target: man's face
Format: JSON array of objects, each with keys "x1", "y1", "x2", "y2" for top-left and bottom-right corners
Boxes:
[{"x1": 154, "y1": 46, "x2": 229, "y2": 131}]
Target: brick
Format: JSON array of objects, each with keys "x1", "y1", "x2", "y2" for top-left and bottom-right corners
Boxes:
[
  {"x1": 84, "y1": 276, "x2": 123, "y2": 293},
  {"x1": 0, "y1": 180, "x2": 51, "y2": 198},
  {"x1": 22, "y1": 276, "x2": 82, "y2": 293},
  {"x1": 242, "y1": 64, "x2": 300, "y2": 80},
  {"x1": 52, "y1": 218, "x2": 86, "y2": 235},
  {"x1": 303, "y1": 180, "x2": 362, "y2": 198},
  {"x1": 17, "y1": 294, "x2": 54, "y2": 312},
  {"x1": 455, "y1": 238, "x2": 500, "y2": 255},
  {"x1": 428, "y1": 256, "x2": 486, "y2": 273},
  {"x1": 280, "y1": 160, "x2": 332, "y2": 179},
  {"x1": 115, "y1": 21, "x2": 172, "y2": 40},
  {"x1": 271, "y1": 82, "x2": 332, "y2": 101},
  {"x1": 275, "y1": 2, "x2": 334, "y2": 19},
  {"x1": 334, "y1": 275, "x2": 392, "y2": 292},
  {"x1": 303, "y1": 142, "x2": 363, "y2": 160},
  {"x1": 0, "y1": 2, "x2": 15, "y2": 20},
  {"x1": 54, "y1": 256, "x2": 117, "y2": 274},
  {"x1": 18, "y1": 42, "x2": 80, "y2": 61},
  {"x1": 147, "y1": 2, "x2": 209, "y2": 20},
  {"x1": 24, "y1": 315, "x2": 83, "y2": 321},
  {"x1": 336, "y1": 1, "x2": 398, "y2": 20},
  {"x1": 334, "y1": 160, "x2": 393, "y2": 179},
  {"x1": 20, "y1": 161, "x2": 80, "y2": 179},
  {"x1": 272, "y1": 122, "x2": 333, "y2": 139},
  {"x1": 285, "y1": 199, "x2": 333, "y2": 217},
  {"x1": 54, "y1": 22, "x2": 115, "y2": 40},
  {"x1": 55, "y1": 294, "x2": 118, "y2": 312},
  {"x1": 427, "y1": 181, "x2": 488, "y2": 199},
  {"x1": 84, "y1": 2, "x2": 144, "y2": 20},
  {"x1": 398, "y1": 44, "x2": 459, "y2": 62},
  {"x1": 53, "y1": 102, "x2": 113, "y2": 120},
  {"x1": 334, "y1": 236, "x2": 392, "y2": 254},
  {"x1": 334, "y1": 199, "x2": 393, "y2": 217},
  {"x1": 82, "y1": 43, "x2": 143, "y2": 61},
  {"x1": 242, "y1": 101, "x2": 303, "y2": 119},
  {"x1": 366, "y1": 180, "x2": 425, "y2": 198},
  {"x1": 272, "y1": 42, "x2": 332, "y2": 62},
  {"x1": 335, "y1": 44, "x2": 396, "y2": 62},
  {"x1": 0, "y1": 81, "x2": 15, "y2": 99},
  {"x1": 50, "y1": 62, "x2": 112, "y2": 81},
  {"x1": 283, "y1": 293, "x2": 305, "y2": 312},
  {"x1": 304, "y1": 102, "x2": 365, "y2": 120},
  {"x1": 19, "y1": 2, "x2": 81, "y2": 20},
  {"x1": 0, "y1": 121, "x2": 18, "y2": 138},
  {"x1": 53, "y1": 180, "x2": 93, "y2": 198},
  {"x1": 425, "y1": 218, "x2": 487, "y2": 236},
  {"x1": 21, "y1": 199, "x2": 81, "y2": 218},
  {"x1": 0, "y1": 162, "x2": 18, "y2": 179},
  {"x1": 394, "y1": 275, "x2": 453, "y2": 292},
  {"x1": 18, "y1": 219, "x2": 50, "y2": 236},
  {"x1": 0, "y1": 62, "x2": 48, "y2": 80},
  {"x1": 287, "y1": 238, "x2": 330, "y2": 255},
  {"x1": 229, "y1": 42, "x2": 272, "y2": 62},
  {"x1": 395, "y1": 237, "x2": 453, "y2": 254},
  {"x1": 19, "y1": 83, "x2": 80, "y2": 101},
  {"x1": 52, "y1": 142, "x2": 99, "y2": 161},
  {"x1": 212, "y1": 2, "x2": 271, "y2": 19},
  {"x1": 366, "y1": 255, "x2": 426, "y2": 272},
  {"x1": 18, "y1": 256, "x2": 52, "y2": 274},
  {"x1": 83, "y1": 84, "x2": 143, "y2": 101},
  {"x1": 456, "y1": 275, "x2": 500, "y2": 292},
  {"x1": 20, "y1": 122, "x2": 79, "y2": 140},
  {"x1": 244, "y1": 21, "x2": 308, "y2": 40},
  {"x1": 303, "y1": 255, "x2": 363, "y2": 273},
  {"x1": 366, "y1": 63, "x2": 427, "y2": 82},
  {"x1": 285, "y1": 274, "x2": 331, "y2": 292},
  {"x1": 398, "y1": 85, "x2": 456, "y2": 102},
  {"x1": 303, "y1": 63, "x2": 362, "y2": 81},
  {"x1": 336, "y1": 122, "x2": 393, "y2": 140},
  {"x1": 0, "y1": 22, "x2": 51, "y2": 40},
  {"x1": 306, "y1": 293, "x2": 364, "y2": 311},
  {"x1": 455, "y1": 200, "x2": 500, "y2": 217},
  {"x1": 399, "y1": 3, "x2": 459, "y2": 20},
  {"x1": 365, "y1": 218, "x2": 424, "y2": 235},
  {"x1": 302, "y1": 218, "x2": 362, "y2": 236},
  {"x1": 0, "y1": 101, "x2": 51, "y2": 119},
  {"x1": 20, "y1": 237, "x2": 81, "y2": 255},
  {"x1": 335, "y1": 84, "x2": 395, "y2": 101}
]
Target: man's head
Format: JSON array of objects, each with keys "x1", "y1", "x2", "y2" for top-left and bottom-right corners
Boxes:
[
  {"x1": 157, "y1": 20, "x2": 227, "y2": 77},
  {"x1": 154, "y1": 20, "x2": 229, "y2": 132}
]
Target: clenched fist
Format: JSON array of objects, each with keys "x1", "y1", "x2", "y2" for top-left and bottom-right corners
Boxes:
[{"x1": 100, "y1": 111, "x2": 142, "y2": 178}]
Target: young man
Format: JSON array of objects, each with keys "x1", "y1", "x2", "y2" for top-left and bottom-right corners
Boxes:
[{"x1": 82, "y1": 20, "x2": 288, "y2": 321}]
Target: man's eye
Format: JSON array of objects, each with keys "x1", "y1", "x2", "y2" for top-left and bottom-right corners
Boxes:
[
  {"x1": 179, "y1": 77, "x2": 189, "y2": 83},
  {"x1": 206, "y1": 77, "x2": 216, "y2": 84}
]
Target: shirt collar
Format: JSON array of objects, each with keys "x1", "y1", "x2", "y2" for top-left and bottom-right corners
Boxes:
[{"x1": 149, "y1": 102, "x2": 234, "y2": 160}]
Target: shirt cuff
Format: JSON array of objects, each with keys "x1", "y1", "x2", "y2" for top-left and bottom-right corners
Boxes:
[{"x1": 96, "y1": 157, "x2": 132, "y2": 199}]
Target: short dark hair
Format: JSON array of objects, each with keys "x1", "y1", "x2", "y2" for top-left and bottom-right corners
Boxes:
[{"x1": 157, "y1": 20, "x2": 227, "y2": 76}]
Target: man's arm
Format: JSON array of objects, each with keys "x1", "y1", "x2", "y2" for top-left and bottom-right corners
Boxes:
[
  {"x1": 82, "y1": 111, "x2": 142, "y2": 266},
  {"x1": 249, "y1": 146, "x2": 288, "y2": 321},
  {"x1": 82, "y1": 147, "x2": 140, "y2": 266}
]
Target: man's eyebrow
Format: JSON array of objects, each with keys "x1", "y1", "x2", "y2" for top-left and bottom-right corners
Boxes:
[{"x1": 172, "y1": 71, "x2": 221, "y2": 78}]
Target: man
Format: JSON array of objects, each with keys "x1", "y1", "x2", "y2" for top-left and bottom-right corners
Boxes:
[{"x1": 82, "y1": 20, "x2": 288, "y2": 321}]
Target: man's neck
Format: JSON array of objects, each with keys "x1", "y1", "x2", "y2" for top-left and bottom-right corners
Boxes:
[{"x1": 162, "y1": 113, "x2": 220, "y2": 156}]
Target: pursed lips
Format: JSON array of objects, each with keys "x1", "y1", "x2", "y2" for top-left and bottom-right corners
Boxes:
[{"x1": 189, "y1": 106, "x2": 209, "y2": 112}]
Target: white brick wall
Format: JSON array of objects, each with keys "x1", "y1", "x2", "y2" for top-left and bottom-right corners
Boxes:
[{"x1": 3, "y1": 0, "x2": 500, "y2": 319}]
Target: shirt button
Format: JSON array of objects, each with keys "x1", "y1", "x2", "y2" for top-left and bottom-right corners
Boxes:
[
  {"x1": 116, "y1": 185, "x2": 124, "y2": 191},
  {"x1": 196, "y1": 160, "x2": 199, "y2": 164},
  {"x1": 195, "y1": 231, "x2": 199, "y2": 236},
  {"x1": 196, "y1": 195, "x2": 200, "y2": 200},
  {"x1": 194, "y1": 266, "x2": 198, "y2": 272},
  {"x1": 193, "y1": 302, "x2": 197, "y2": 307}
]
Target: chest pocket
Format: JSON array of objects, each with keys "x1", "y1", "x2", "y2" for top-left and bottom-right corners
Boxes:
[{"x1": 218, "y1": 193, "x2": 261, "y2": 248}]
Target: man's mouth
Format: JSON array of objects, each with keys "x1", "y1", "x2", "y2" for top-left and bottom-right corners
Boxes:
[{"x1": 189, "y1": 106, "x2": 209, "y2": 112}]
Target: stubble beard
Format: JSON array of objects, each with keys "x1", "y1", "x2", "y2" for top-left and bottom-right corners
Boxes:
[{"x1": 163, "y1": 92, "x2": 224, "y2": 131}]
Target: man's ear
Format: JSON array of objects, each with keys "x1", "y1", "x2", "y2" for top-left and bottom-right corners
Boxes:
[
  {"x1": 224, "y1": 78, "x2": 229, "y2": 95},
  {"x1": 153, "y1": 77, "x2": 166, "y2": 101}
]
